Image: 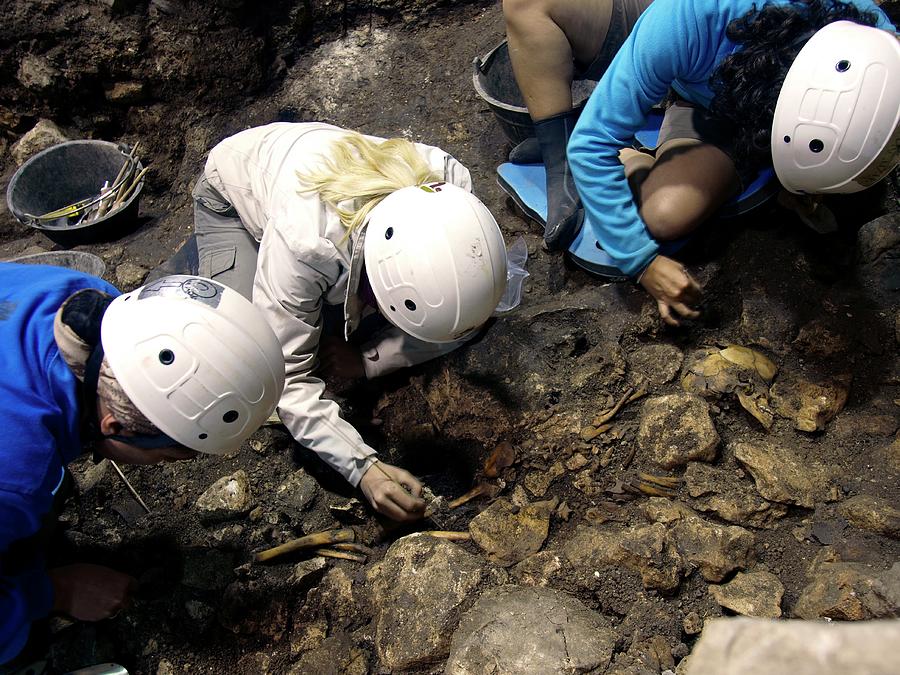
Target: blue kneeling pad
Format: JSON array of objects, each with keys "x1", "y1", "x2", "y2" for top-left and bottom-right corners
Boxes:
[{"x1": 497, "y1": 111, "x2": 778, "y2": 278}]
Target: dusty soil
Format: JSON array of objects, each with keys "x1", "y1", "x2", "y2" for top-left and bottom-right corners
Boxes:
[{"x1": 2, "y1": 1, "x2": 899, "y2": 674}]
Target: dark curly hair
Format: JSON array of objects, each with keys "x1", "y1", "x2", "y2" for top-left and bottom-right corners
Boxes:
[{"x1": 709, "y1": 0, "x2": 881, "y2": 174}]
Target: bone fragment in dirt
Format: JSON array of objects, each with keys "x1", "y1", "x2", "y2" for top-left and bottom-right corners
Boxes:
[
  {"x1": 582, "y1": 386, "x2": 649, "y2": 439},
  {"x1": 312, "y1": 548, "x2": 367, "y2": 563},
  {"x1": 330, "y1": 542, "x2": 374, "y2": 556},
  {"x1": 581, "y1": 422, "x2": 614, "y2": 441},
  {"x1": 420, "y1": 531, "x2": 472, "y2": 541},
  {"x1": 448, "y1": 482, "x2": 500, "y2": 509},
  {"x1": 253, "y1": 528, "x2": 356, "y2": 563}
]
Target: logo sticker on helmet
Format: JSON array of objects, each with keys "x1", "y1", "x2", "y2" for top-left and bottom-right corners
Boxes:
[
  {"x1": 138, "y1": 275, "x2": 224, "y2": 308},
  {"x1": 419, "y1": 182, "x2": 446, "y2": 193}
]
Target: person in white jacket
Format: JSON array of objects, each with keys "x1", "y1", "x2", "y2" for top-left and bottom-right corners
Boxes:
[{"x1": 190, "y1": 122, "x2": 509, "y2": 521}]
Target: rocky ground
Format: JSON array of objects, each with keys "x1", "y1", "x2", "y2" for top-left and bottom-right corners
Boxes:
[{"x1": 2, "y1": 1, "x2": 899, "y2": 674}]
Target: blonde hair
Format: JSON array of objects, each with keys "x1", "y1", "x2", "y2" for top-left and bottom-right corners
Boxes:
[{"x1": 298, "y1": 132, "x2": 441, "y2": 235}]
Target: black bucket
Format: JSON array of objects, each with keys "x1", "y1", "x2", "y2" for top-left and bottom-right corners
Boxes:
[
  {"x1": 6, "y1": 140, "x2": 143, "y2": 244},
  {"x1": 472, "y1": 40, "x2": 597, "y2": 146},
  {"x1": 5, "y1": 250, "x2": 107, "y2": 277}
]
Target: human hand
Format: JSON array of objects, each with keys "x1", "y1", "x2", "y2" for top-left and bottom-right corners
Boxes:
[
  {"x1": 359, "y1": 460, "x2": 426, "y2": 522},
  {"x1": 319, "y1": 336, "x2": 366, "y2": 380},
  {"x1": 638, "y1": 255, "x2": 702, "y2": 326},
  {"x1": 49, "y1": 563, "x2": 137, "y2": 621}
]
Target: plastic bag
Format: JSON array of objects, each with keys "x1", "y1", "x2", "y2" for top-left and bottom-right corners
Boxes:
[{"x1": 493, "y1": 236, "x2": 529, "y2": 314}]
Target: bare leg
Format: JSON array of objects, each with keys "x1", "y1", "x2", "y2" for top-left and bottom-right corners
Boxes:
[
  {"x1": 503, "y1": 0, "x2": 612, "y2": 120},
  {"x1": 633, "y1": 139, "x2": 741, "y2": 241}
]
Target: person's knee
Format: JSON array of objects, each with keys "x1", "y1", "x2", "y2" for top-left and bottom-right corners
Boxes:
[
  {"x1": 640, "y1": 190, "x2": 706, "y2": 241},
  {"x1": 502, "y1": 0, "x2": 551, "y2": 24}
]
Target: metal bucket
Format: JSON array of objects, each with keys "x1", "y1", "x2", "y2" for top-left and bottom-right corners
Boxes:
[
  {"x1": 6, "y1": 140, "x2": 143, "y2": 244},
  {"x1": 472, "y1": 40, "x2": 596, "y2": 145}
]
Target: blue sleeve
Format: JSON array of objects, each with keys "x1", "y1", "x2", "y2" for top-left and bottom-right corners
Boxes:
[
  {"x1": 568, "y1": 0, "x2": 726, "y2": 278},
  {"x1": 0, "y1": 493, "x2": 55, "y2": 665}
]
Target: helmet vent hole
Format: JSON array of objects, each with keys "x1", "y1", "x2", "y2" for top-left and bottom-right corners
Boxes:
[
  {"x1": 159, "y1": 349, "x2": 175, "y2": 365},
  {"x1": 809, "y1": 139, "x2": 825, "y2": 153},
  {"x1": 385, "y1": 227, "x2": 394, "y2": 240},
  {"x1": 404, "y1": 299, "x2": 417, "y2": 311},
  {"x1": 223, "y1": 410, "x2": 239, "y2": 423},
  {"x1": 836, "y1": 60, "x2": 851, "y2": 72},
  {"x1": 389, "y1": 305, "x2": 396, "y2": 312},
  {"x1": 783, "y1": 135, "x2": 791, "y2": 143},
  {"x1": 199, "y1": 433, "x2": 208, "y2": 440}
]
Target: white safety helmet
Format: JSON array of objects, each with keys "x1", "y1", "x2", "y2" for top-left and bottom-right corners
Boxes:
[
  {"x1": 771, "y1": 21, "x2": 900, "y2": 194},
  {"x1": 363, "y1": 182, "x2": 508, "y2": 344},
  {"x1": 101, "y1": 276, "x2": 285, "y2": 454}
]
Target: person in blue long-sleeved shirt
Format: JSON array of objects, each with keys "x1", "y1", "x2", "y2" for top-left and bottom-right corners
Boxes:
[
  {"x1": 504, "y1": 0, "x2": 895, "y2": 323},
  {"x1": 0, "y1": 263, "x2": 283, "y2": 665}
]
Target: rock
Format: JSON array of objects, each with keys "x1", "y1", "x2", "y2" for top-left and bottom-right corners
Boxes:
[
  {"x1": 106, "y1": 80, "x2": 147, "y2": 103},
  {"x1": 10, "y1": 119, "x2": 68, "y2": 165},
  {"x1": 856, "y1": 212, "x2": 900, "y2": 264},
  {"x1": 794, "y1": 560, "x2": 900, "y2": 620},
  {"x1": 839, "y1": 494, "x2": 900, "y2": 539},
  {"x1": 290, "y1": 557, "x2": 328, "y2": 587},
  {"x1": 571, "y1": 341, "x2": 626, "y2": 390},
  {"x1": 115, "y1": 262, "x2": 148, "y2": 290},
  {"x1": 367, "y1": 533, "x2": 506, "y2": 670},
  {"x1": 565, "y1": 452, "x2": 590, "y2": 471},
  {"x1": 562, "y1": 524, "x2": 683, "y2": 593},
  {"x1": 793, "y1": 319, "x2": 852, "y2": 358},
  {"x1": 510, "y1": 551, "x2": 563, "y2": 587},
  {"x1": 289, "y1": 616, "x2": 327, "y2": 656},
  {"x1": 709, "y1": 571, "x2": 784, "y2": 618},
  {"x1": 732, "y1": 439, "x2": 832, "y2": 508},
  {"x1": 669, "y1": 518, "x2": 755, "y2": 582},
  {"x1": 642, "y1": 498, "x2": 700, "y2": 524},
  {"x1": 309, "y1": 567, "x2": 358, "y2": 627},
  {"x1": 446, "y1": 585, "x2": 616, "y2": 675},
  {"x1": 769, "y1": 371, "x2": 851, "y2": 432},
  {"x1": 70, "y1": 457, "x2": 109, "y2": 494},
  {"x1": 637, "y1": 393, "x2": 720, "y2": 469},
  {"x1": 288, "y1": 632, "x2": 369, "y2": 675},
  {"x1": 682, "y1": 611, "x2": 703, "y2": 636},
  {"x1": 17, "y1": 54, "x2": 59, "y2": 91},
  {"x1": 683, "y1": 617, "x2": 900, "y2": 675},
  {"x1": 274, "y1": 469, "x2": 318, "y2": 514},
  {"x1": 469, "y1": 498, "x2": 555, "y2": 566},
  {"x1": 874, "y1": 436, "x2": 900, "y2": 475},
  {"x1": 523, "y1": 461, "x2": 564, "y2": 497},
  {"x1": 195, "y1": 470, "x2": 252, "y2": 521},
  {"x1": 627, "y1": 343, "x2": 684, "y2": 385},
  {"x1": 683, "y1": 462, "x2": 788, "y2": 528}
]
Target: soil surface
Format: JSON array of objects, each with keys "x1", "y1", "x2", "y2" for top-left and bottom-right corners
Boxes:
[{"x1": 2, "y1": 1, "x2": 899, "y2": 674}]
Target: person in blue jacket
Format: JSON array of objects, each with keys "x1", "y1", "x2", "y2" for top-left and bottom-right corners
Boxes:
[
  {"x1": 0, "y1": 263, "x2": 284, "y2": 666},
  {"x1": 504, "y1": 0, "x2": 898, "y2": 323}
]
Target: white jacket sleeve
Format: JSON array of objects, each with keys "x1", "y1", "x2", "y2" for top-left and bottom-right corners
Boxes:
[
  {"x1": 253, "y1": 224, "x2": 377, "y2": 487},
  {"x1": 359, "y1": 144, "x2": 476, "y2": 379}
]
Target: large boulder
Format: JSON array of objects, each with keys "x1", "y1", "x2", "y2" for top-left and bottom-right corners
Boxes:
[
  {"x1": 366, "y1": 533, "x2": 506, "y2": 670},
  {"x1": 683, "y1": 617, "x2": 900, "y2": 675},
  {"x1": 637, "y1": 393, "x2": 720, "y2": 469},
  {"x1": 445, "y1": 585, "x2": 616, "y2": 675}
]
